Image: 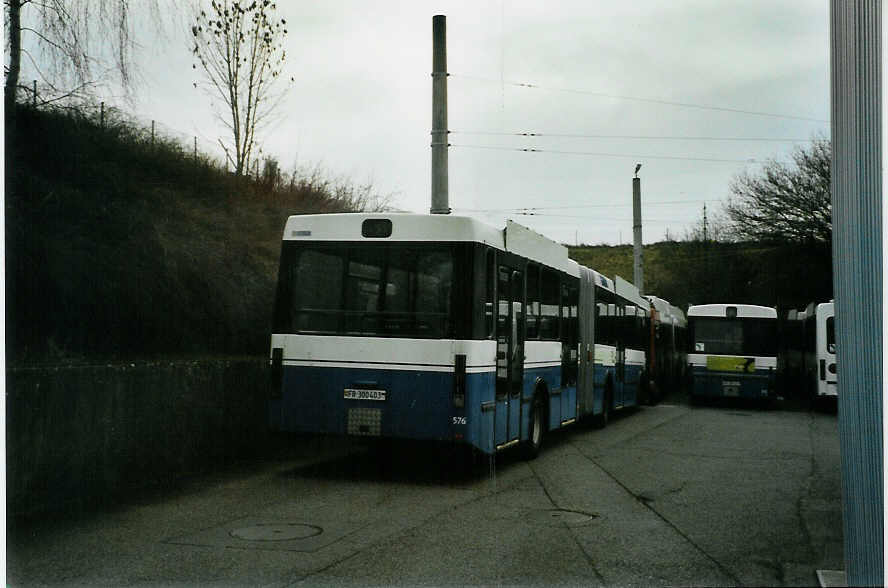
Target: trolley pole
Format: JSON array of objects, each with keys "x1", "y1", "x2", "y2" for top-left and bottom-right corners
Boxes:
[
  {"x1": 632, "y1": 164, "x2": 644, "y2": 293},
  {"x1": 430, "y1": 15, "x2": 450, "y2": 214}
]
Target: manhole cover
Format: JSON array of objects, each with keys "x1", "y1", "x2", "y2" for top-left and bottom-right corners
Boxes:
[
  {"x1": 526, "y1": 509, "x2": 598, "y2": 527},
  {"x1": 229, "y1": 523, "x2": 323, "y2": 542}
]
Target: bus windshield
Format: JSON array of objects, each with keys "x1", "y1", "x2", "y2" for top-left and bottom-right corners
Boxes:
[
  {"x1": 691, "y1": 317, "x2": 778, "y2": 356},
  {"x1": 826, "y1": 316, "x2": 835, "y2": 353},
  {"x1": 274, "y1": 242, "x2": 458, "y2": 338}
]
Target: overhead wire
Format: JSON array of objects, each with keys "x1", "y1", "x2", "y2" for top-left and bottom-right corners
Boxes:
[
  {"x1": 442, "y1": 69, "x2": 821, "y2": 241},
  {"x1": 453, "y1": 199, "x2": 722, "y2": 212},
  {"x1": 450, "y1": 143, "x2": 758, "y2": 164},
  {"x1": 451, "y1": 130, "x2": 816, "y2": 143},
  {"x1": 450, "y1": 73, "x2": 830, "y2": 123}
]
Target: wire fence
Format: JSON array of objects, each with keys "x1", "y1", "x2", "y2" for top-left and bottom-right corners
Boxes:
[{"x1": 19, "y1": 79, "x2": 283, "y2": 180}]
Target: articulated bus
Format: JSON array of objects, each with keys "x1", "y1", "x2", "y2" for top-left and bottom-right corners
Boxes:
[
  {"x1": 268, "y1": 213, "x2": 661, "y2": 457},
  {"x1": 686, "y1": 304, "x2": 778, "y2": 402},
  {"x1": 784, "y1": 302, "x2": 836, "y2": 400}
]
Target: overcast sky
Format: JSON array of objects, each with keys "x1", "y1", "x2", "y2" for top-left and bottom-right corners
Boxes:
[{"x1": 21, "y1": 0, "x2": 831, "y2": 246}]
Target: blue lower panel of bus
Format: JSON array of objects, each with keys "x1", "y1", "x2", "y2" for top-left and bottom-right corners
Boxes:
[
  {"x1": 690, "y1": 367, "x2": 775, "y2": 399},
  {"x1": 270, "y1": 364, "x2": 580, "y2": 455},
  {"x1": 591, "y1": 364, "x2": 642, "y2": 411},
  {"x1": 523, "y1": 366, "x2": 577, "y2": 433},
  {"x1": 272, "y1": 365, "x2": 474, "y2": 442}
]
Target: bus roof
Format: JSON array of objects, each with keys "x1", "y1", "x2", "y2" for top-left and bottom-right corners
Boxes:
[
  {"x1": 585, "y1": 268, "x2": 614, "y2": 293},
  {"x1": 805, "y1": 301, "x2": 834, "y2": 317},
  {"x1": 282, "y1": 212, "x2": 581, "y2": 277},
  {"x1": 647, "y1": 295, "x2": 687, "y2": 327},
  {"x1": 687, "y1": 304, "x2": 777, "y2": 319},
  {"x1": 614, "y1": 275, "x2": 648, "y2": 310}
]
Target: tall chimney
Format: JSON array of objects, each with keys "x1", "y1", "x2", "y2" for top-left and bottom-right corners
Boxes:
[
  {"x1": 431, "y1": 15, "x2": 450, "y2": 214},
  {"x1": 632, "y1": 169, "x2": 644, "y2": 293}
]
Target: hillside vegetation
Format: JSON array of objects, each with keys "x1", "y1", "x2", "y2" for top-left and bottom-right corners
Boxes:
[{"x1": 6, "y1": 106, "x2": 379, "y2": 365}]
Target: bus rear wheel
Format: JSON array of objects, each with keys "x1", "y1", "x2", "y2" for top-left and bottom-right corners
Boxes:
[
  {"x1": 522, "y1": 392, "x2": 545, "y2": 460},
  {"x1": 593, "y1": 387, "x2": 611, "y2": 429},
  {"x1": 646, "y1": 377, "x2": 660, "y2": 405}
]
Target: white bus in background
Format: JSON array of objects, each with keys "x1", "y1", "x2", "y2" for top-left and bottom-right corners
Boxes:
[
  {"x1": 802, "y1": 301, "x2": 837, "y2": 400},
  {"x1": 687, "y1": 303, "x2": 778, "y2": 403}
]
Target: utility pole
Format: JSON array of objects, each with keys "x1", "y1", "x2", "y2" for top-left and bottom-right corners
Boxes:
[
  {"x1": 702, "y1": 202, "x2": 708, "y2": 242},
  {"x1": 632, "y1": 163, "x2": 644, "y2": 293},
  {"x1": 430, "y1": 15, "x2": 450, "y2": 214},
  {"x1": 703, "y1": 202, "x2": 710, "y2": 302}
]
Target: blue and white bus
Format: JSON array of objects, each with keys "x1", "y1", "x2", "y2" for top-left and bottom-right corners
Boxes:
[
  {"x1": 269, "y1": 213, "x2": 652, "y2": 457},
  {"x1": 686, "y1": 303, "x2": 778, "y2": 402}
]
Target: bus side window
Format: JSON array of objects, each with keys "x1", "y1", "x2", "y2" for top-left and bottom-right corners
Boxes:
[
  {"x1": 560, "y1": 282, "x2": 569, "y2": 342},
  {"x1": 559, "y1": 283, "x2": 579, "y2": 344},
  {"x1": 560, "y1": 283, "x2": 579, "y2": 386},
  {"x1": 540, "y1": 268, "x2": 560, "y2": 340},
  {"x1": 485, "y1": 249, "x2": 495, "y2": 339},
  {"x1": 826, "y1": 316, "x2": 835, "y2": 353},
  {"x1": 526, "y1": 264, "x2": 540, "y2": 339},
  {"x1": 595, "y1": 300, "x2": 614, "y2": 346},
  {"x1": 569, "y1": 285, "x2": 579, "y2": 348}
]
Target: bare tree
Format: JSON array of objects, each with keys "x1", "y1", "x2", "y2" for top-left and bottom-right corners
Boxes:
[
  {"x1": 190, "y1": 0, "x2": 291, "y2": 177},
  {"x1": 725, "y1": 137, "x2": 831, "y2": 244},
  {"x1": 4, "y1": 0, "x2": 168, "y2": 112}
]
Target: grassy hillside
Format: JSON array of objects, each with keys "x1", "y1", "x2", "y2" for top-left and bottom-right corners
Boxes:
[{"x1": 5, "y1": 105, "x2": 377, "y2": 365}]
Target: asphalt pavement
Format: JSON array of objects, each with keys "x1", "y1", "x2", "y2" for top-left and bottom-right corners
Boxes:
[{"x1": 7, "y1": 393, "x2": 843, "y2": 586}]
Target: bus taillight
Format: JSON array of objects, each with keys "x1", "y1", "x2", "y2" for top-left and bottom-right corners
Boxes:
[
  {"x1": 271, "y1": 347, "x2": 283, "y2": 397},
  {"x1": 453, "y1": 354, "x2": 466, "y2": 408}
]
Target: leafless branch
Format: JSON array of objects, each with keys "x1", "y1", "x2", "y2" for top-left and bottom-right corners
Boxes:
[
  {"x1": 723, "y1": 138, "x2": 831, "y2": 244},
  {"x1": 191, "y1": 0, "x2": 290, "y2": 177}
]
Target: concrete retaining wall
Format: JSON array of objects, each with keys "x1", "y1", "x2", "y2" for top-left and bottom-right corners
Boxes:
[{"x1": 7, "y1": 359, "x2": 271, "y2": 518}]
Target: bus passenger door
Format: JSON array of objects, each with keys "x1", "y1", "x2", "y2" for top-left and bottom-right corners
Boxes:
[
  {"x1": 615, "y1": 343, "x2": 626, "y2": 409},
  {"x1": 495, "y1": 266, "x2": 523, "y2": 448}
]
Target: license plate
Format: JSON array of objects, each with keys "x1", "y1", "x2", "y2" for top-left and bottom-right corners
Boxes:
[
  {"x1": 344, "y1": 388, "x2": 387, "y2": 401},
  {"x1": 723, "y1": 386, "x2": 739, "y2": 397}
]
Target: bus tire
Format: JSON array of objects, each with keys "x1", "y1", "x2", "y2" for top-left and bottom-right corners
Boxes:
[
  {"x1": 593, "y1": 384, "x2": 612, "y2": 429},
  {"x1": 646, "y1": 378, "x2": 660, "y2": 406},
  {"x1": 522, "y1": 391, "x2": 545, "y2": 460}
]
